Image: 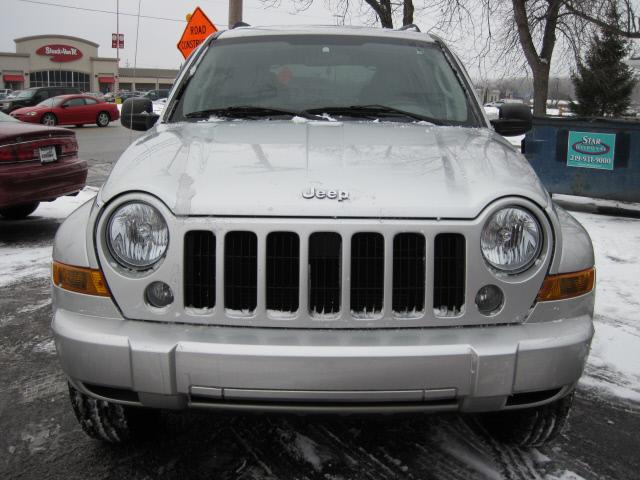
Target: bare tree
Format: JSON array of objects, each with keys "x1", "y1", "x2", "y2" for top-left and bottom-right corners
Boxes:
[
  {"x1": 262, "y1": 0, "x2": 418, "y2": 28},
  {"x1": 266, "y1": 0, "x2": 601, "y2": 115},
  {"x1": 428, "y1": 0, "x2": 594, "y2": 115},
  {"x1": 565, "y1": 0, "x2": 640, "y2": 38},
  {"x1": 512, "y1": 0, "x2": 562, "y2": 115}
]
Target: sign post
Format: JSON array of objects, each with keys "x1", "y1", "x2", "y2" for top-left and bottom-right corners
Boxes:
[
  {"x1": 177, "y1": 7, "x2": 217, "y2": 60},
  {"x1": 114, "y1": 0, "x2": 120, "y2": 94}
]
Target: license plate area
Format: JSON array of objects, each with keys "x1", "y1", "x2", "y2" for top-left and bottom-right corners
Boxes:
[{"x1": 39, "y1": 145, "x2": 57, "y2": 164}]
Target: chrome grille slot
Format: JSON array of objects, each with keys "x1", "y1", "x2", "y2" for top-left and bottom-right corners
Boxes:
[
  {"x1": 308, "y1": 232, "x2": 342, "y2": 315},
  {"x1": 350, "y1": 232, "x2": 384, "y2": 316},
  {"x1": 266, "y1": 232, "x2": 300, "y2": 313},
  {"x1": 224, "y1": 231, "x2": 257, "y2": 312},
  {"x1": 433, "y1": 233, "x2": 465, "y2": 316},
  {"x1": 184, "y1": 231, "x2": 216, "y2": 309},
  {"x1": 392, "y1": 233, "x2": 426, "y2": 315}
]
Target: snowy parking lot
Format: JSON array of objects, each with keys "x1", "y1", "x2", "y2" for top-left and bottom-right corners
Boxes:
[{"x1": 1, "y1": 126, "x2": 639, "y2": 479}]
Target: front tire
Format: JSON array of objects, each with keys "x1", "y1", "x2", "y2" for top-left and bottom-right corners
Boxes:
[
  {"x1": 0, "y1": 202, "x2": 39, "y2": 219},
  {"x1": 68, "y1": 383, "x2": 159, "y2": 443},
  {"x1": 41, "y1": 113, "x2": 57, "y2": 126},
  {"x1": 481, "y1": 392, "x2": 574, "y2": 447},
  {"x1": 96, "y1": 111, "x2": 110, "y2": 127}
]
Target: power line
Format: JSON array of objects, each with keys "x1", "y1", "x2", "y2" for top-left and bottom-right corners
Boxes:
[
  {"x1": 16, "y1": 0, "x2": 188, "y2": 23},
  {"x1": 16, "y1": 0, "x2": 335, "y2": 27},
  {"x1": 18, "y1": 0, "x2": 335, "y2": 26}
]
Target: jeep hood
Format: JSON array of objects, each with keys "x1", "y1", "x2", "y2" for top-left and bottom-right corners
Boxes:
[{"x1": 100, "y1": 120, "x2": 549, "y2": 218}]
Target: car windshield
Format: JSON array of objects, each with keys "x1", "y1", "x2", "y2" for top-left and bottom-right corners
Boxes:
[
  {"x1": 0, "y1": 111, "x2": 18, "y2": 122},
  {"x1": 15, "y1": 90, "x2": 35, "y2": 99},
  {"x1": 172, "y1": 35, "x2": 479, "y2": 126},
  {"x1": 38, "y1": 96, "x2": 61, "y2": 107}
]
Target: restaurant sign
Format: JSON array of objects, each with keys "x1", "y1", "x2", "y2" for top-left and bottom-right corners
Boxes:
[{"x1": 36, "y1": 44, "x2": 83, "y2": 62}]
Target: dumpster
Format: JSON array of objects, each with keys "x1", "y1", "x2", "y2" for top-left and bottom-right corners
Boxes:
[{"x1": 523, "y1": 117, "x2": 640, "y2": 202}]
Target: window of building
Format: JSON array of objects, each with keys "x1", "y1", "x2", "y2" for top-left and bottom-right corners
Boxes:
[{"x1": 29, "y1": 71, "x2": 90, "y2": 91}]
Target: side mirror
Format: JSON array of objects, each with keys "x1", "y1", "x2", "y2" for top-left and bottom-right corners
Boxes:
[
  {"x1": 490, "y1": 104, "x2": 532, "y2": 137},
  {"x1": 121, "y1": 97, "x2": 159, "y2": 131}
]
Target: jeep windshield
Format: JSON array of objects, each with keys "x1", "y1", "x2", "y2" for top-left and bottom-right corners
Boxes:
[{"x1": 170, "y1": 35, "x2": 481, "y2": 126}]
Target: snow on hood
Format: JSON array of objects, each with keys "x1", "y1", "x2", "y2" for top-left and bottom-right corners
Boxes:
[{"x1": 100, "y1": 120, "x2": 549, "y2": 218}]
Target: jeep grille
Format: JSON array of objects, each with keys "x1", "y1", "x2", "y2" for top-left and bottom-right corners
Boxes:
[{"x1": 183, "y1": 230, "x2": 466, "y2": 320}]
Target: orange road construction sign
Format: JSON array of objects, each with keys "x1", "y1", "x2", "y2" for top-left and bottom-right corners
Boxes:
[{"x1": 177, "y1": 7, "x2": 217, "y2": 59}]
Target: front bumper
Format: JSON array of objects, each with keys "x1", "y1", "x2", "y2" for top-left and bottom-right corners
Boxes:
[
  {"x1": 52, "y1": 288, "x2": 594, "y2": 413},
  {"x1": 10, "y1": 113, "x2": 40, "y2": 123},
  {"x1": 0, "y1": 157, "x2": 87, "y2": 209}
]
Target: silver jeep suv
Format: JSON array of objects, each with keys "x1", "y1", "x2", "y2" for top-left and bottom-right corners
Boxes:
[{"x1": 52, "y1": 25, "x2": 595, "y2": 446}]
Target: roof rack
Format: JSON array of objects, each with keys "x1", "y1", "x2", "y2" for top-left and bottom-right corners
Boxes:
[
  {"x1": 397, "y1": 24, "x2": 421, "y2": 32},
  {"x1": 231, "y1": 21, "x2": 250, "y2": 29}
]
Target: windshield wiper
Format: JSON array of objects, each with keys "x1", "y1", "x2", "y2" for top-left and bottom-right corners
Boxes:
[
  {"x1": 185, "y1": 106, "x2": 321, "y2": 120},
  {"x1": 304, "y1": 105, "x2": 444, "y2": 124}
]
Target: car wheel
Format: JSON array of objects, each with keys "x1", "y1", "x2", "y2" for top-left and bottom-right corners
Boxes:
[
  {"x1": 96, "y1": 112, "x2": 110, "y2": 127},
  {"x1": 480, "y1": 391, "x2": 574, "y2": 447},
  {"x1": 41, "y1": 113, "x2": 57, "y2": 126},
  {"x1": 0, "y1": 202, "x2": 40, "y2": 219},
  {"x1": 68, "y1": 382, "x2": 159, "y2": 443}
]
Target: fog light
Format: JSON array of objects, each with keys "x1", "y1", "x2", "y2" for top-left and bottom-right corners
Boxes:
[
  {"x1": 475, "y1": 285, "x2": 503, "y2": 315},
  {"x1": 145, "y1": 281, "x2": 173, "y2": 308}
]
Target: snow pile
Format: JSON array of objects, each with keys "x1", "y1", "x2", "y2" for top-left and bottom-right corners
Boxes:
[{"x1": 29, "y1": 187, "x2": 97, "y2": 220}]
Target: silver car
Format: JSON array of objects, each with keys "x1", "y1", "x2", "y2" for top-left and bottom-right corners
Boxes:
[{"x1": 52, "y1": 26, "x2": 595, "y2": 446}]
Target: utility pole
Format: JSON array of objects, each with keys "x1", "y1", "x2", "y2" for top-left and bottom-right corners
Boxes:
[
  {"x1": 115, "y1": 0, "x2": 120, "y2": 94},
  {"x1": 228, "y1": 0, "x2": 243, "y2": 27}
]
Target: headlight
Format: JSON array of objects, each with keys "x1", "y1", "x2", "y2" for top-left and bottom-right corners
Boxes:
[
  {"x1": 26, "y1": 111, "x2": 37, "y2": 116},
  {"x1": 480, "y1": 207, "x2": 542, "y2": 273},
  {"x1": 106, "y1": 202, "x2": 169, "y2": 269}
]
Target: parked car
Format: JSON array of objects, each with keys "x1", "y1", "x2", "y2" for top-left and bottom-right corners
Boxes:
[
  {"x1": 0, "y1": 111, "x2": 87, "y2": 219},
  {"x1": 85, "y1": 92, "x2": 106, "y2": 101},
  {"x1": 115, "y1": 90, "x2": 143, "y2": 103},
  {"x1": 0, "y1": 88, "x2": 12, "y2": 100},
  {"x1": 10, "y1": 94, "x2": 119, "y2": 127},
  {"x1": 52, "y1": 26, "x2": 595, "y2": 447},
  {"x1": 0, "y1": 86, "x2": 81, "y2": 114},
  {"x1": 143, "y1": 89, "x2": 170, "y2": 101}
]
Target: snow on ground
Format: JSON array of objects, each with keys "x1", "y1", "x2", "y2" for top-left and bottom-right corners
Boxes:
[
  {"x1": 570, "y1": 210, "x2": 640, "y2": 402},
  {"x1": 0, "y1": 187, "x2": 97, "y2": 288}
]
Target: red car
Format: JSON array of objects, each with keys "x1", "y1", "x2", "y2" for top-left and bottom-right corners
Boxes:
[
  {"x1": 0, "y1": 112, "x2": 87, "y2": 219},
  {"x1": 10, "y1": 94, "x2": 120, "y2": 127}
]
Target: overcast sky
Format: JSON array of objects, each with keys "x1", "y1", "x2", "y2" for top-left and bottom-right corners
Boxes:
[
  {"x1": 1, "y1": 0, "x2": 348, "y2": 69},
  {"x1": 1, "y1": 0, "x2": 571, "y2": 80}
]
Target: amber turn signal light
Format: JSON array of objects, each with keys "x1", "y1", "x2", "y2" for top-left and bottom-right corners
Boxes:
[
  {"x1": 52, "y1": 261, "x2": 110, "y2": 297},
  {"x1": 537, "y1": 267, "x2": 595, "y2": 302}
]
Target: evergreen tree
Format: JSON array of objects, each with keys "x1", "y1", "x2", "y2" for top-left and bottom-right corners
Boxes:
[{"x1": 571, "y1": 5, "x2": 636, "y2": 117}]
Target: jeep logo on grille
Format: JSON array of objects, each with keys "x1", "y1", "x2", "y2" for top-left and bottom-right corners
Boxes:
[{"x1": 302, "y1": 187, "x2": 349, "y2": 201}]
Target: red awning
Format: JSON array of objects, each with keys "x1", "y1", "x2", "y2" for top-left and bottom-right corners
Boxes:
[
  {"x1": 98, "y1": 76, "x2": 115, "y2": 83},
  {"x1": 3, "y1": 74, "x2": 24, "y2": 82}
]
